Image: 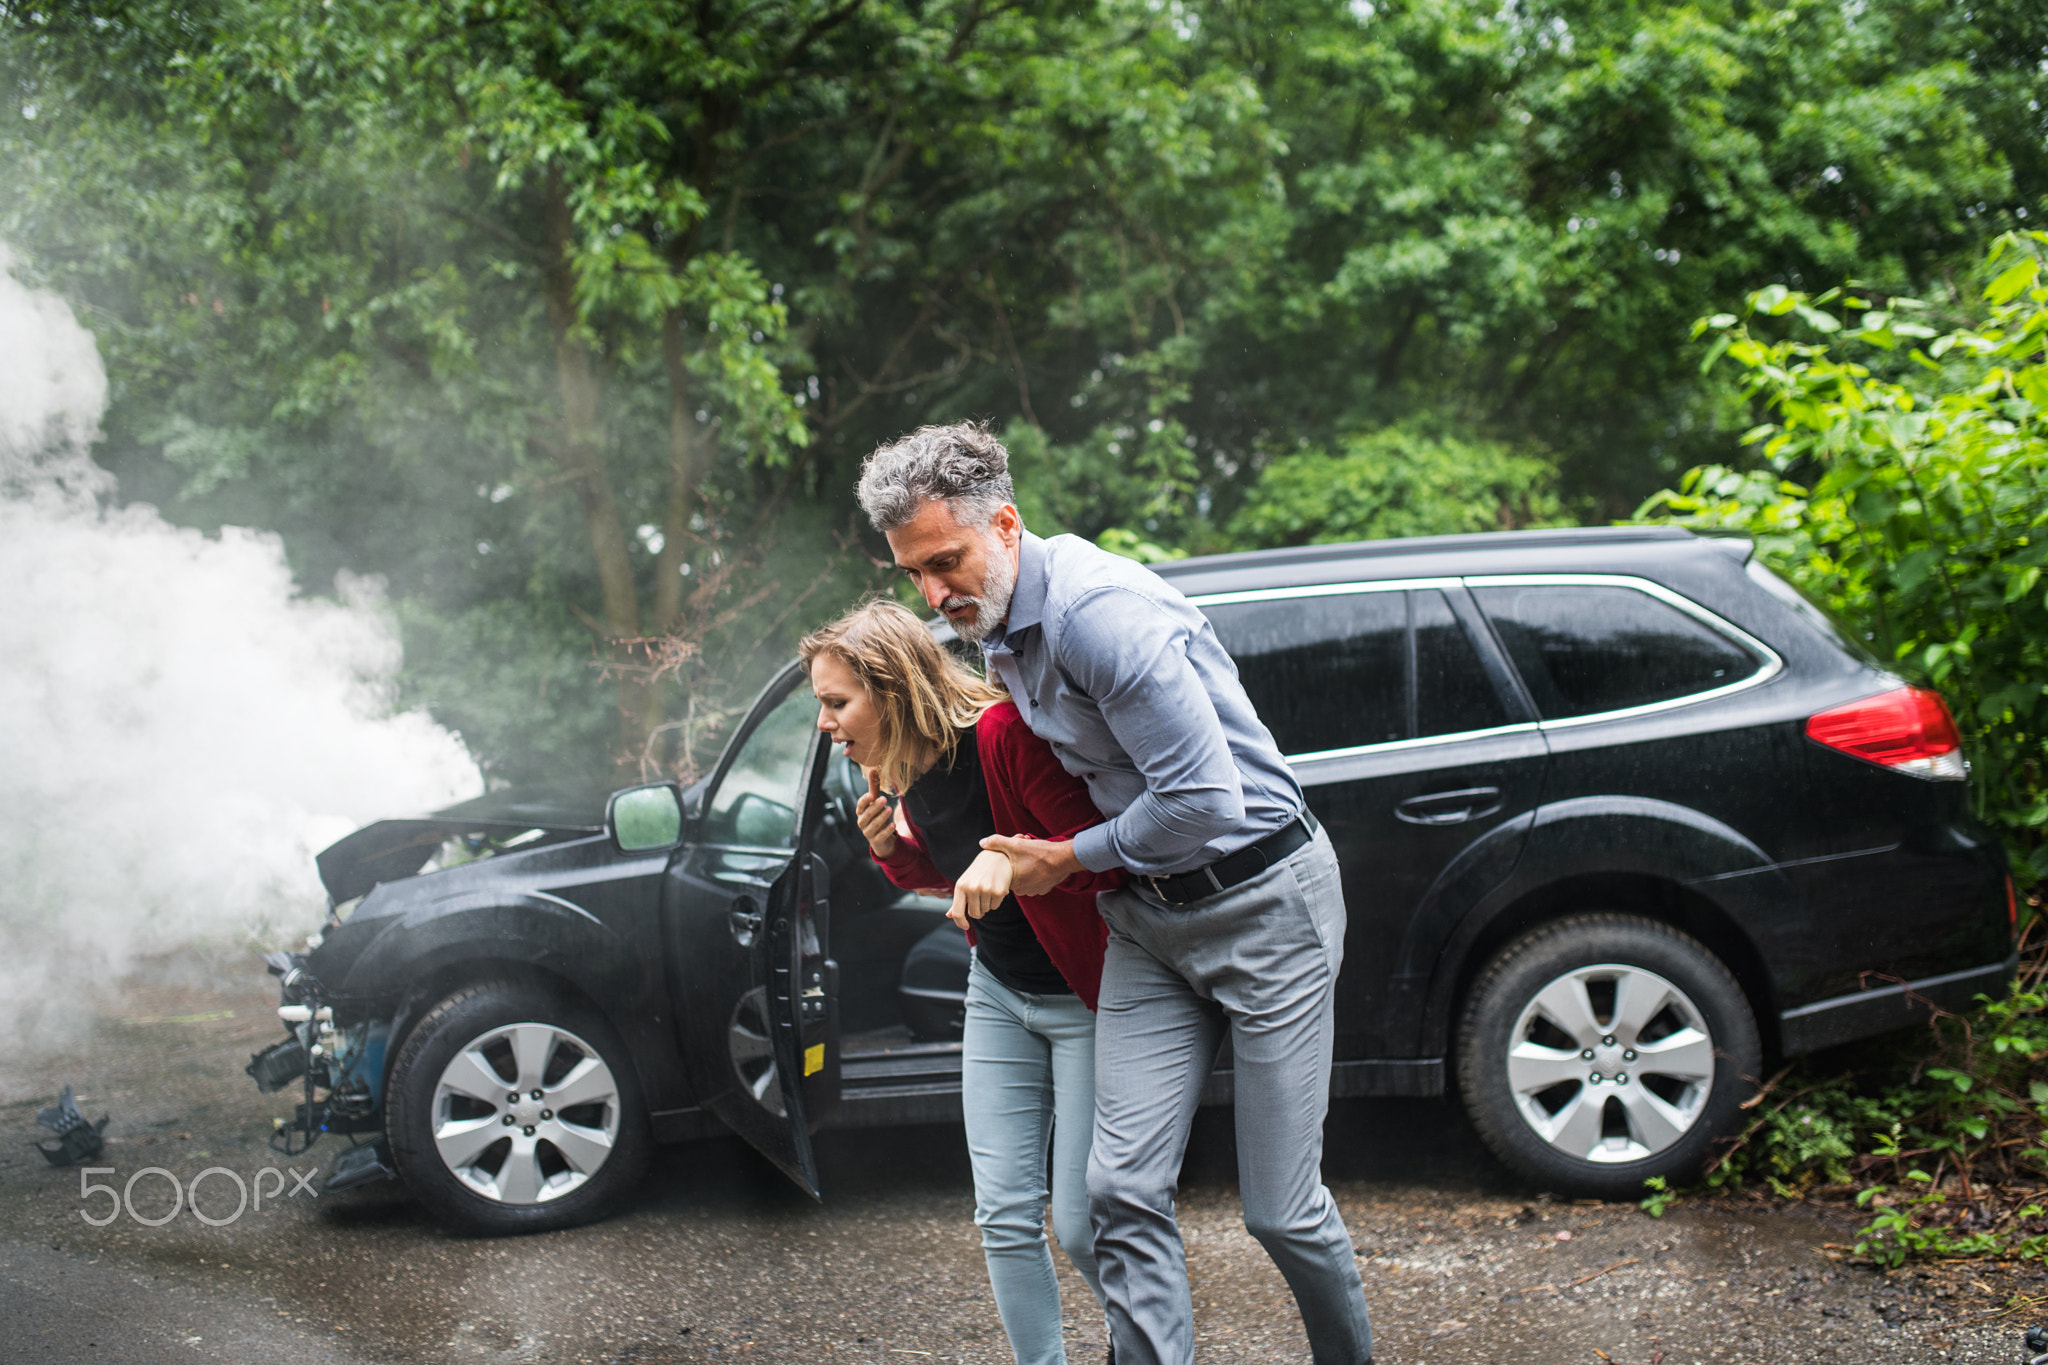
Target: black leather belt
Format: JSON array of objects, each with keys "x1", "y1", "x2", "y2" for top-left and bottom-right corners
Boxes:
[{"x1": 1134, "y1": 809, "x2": 1320, "y2": 907}]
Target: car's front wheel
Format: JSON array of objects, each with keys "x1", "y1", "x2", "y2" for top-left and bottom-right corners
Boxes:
[
  {"x1": 1456, "y1": 914, "x2": 1759, "y2": 1199},
  {"x1": 385, "y1": 979, "x2": 650, "y2": 1234}
]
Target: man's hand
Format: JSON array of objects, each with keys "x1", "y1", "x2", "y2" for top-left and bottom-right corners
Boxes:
[
  {"x1": 854, "y1": 769, "x2": 898, "y2": 859},
  {"x1": 948, "y1": 848, "x2": 1013, "y2": 929},
  {"x1": 979, "y1": 834, "x2": 1085, "y2": 897}
]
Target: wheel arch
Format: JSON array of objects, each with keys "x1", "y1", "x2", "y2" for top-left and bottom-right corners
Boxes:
[
  {"x1": 1427, "y1": 872, "x2": 1781, "y2": 1066},
  {"x1": 353, "y1": 901, "x2": 694, "y2": 1120},
  {"x1": 1411, "y1": 797, "x2": 1794, "y2": 1064}
]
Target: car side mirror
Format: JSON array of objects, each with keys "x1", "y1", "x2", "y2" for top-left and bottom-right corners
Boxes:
[
  {"x1": 609, "y1": 783, "x2": 683, "y2": 852},
  {"x1": 729, "y1": 790, "x2": 797, "y2": 847}
]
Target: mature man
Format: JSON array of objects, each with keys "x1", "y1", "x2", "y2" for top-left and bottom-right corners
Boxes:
[{"x1": 856, "y1": 423, "x2": 1374, "y2": 1365}]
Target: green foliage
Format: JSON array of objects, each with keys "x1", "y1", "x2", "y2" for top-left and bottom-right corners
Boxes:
[
  {"x1": 1638, "y1": 1175, "x2": 1677, "y2": 1218},
  {"x1": 1161, "y1": 0, "x2": 2041, "y2": 521},
  {"x1": 1093, "y1": 528, "x2": 1189, "y2": 565},
  {"x1": 6, "y1": 0, "x2": 2046, "y2": 781},
  {"x1": 1854, "y1": 1177, "x2": 2007, "y2": 1269},
  {"x1": 1650, "y1": 943, "x2": 2048, "y2": 1265},
  {"x1": 1227, "y1": 424, "x2": 1568, "y2": 549},
  {"x1": 1640, "y1": 232, "x2": 2048, "y2": 873}
]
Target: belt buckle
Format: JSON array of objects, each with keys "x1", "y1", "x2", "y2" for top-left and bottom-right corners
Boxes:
[{"x1": 1141, "y1": 872, "x2": 1190, "y2": 906}]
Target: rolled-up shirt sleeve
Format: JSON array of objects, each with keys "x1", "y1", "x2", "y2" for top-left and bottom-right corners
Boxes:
[{"x1": 1057, "y1": 587, "x2": 1246, "y2": 873}]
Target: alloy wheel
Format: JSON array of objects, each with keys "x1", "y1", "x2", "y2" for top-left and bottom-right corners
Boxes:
[
  {"x1": 429, "y1": 1021, "x2": 620, "y2": 1204},
  {"x1": 1505, "y1": 962, "x2": 1715, "y2": 1164},
  {"x1": 728, "y1": 987, "x2": 784, "y2": 1117}
]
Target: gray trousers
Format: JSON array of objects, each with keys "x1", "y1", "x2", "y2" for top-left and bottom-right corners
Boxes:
[{"x1": 1088, "y1": 828, "x2": 1373, "y2": 1365}]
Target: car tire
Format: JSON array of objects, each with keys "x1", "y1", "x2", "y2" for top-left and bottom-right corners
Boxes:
[
  {"x1": 385, "y1": 979, "x2": 650, "y2": 1235},
  {"x1": 1456, "y1": 914, "x2": 1759, "y2": 1199}
]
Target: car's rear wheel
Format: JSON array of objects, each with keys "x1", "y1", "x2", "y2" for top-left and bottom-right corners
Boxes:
[
  {"x1": 386, "y1": 979, "x2": 649, "y2": 1235},
  {"x1": 1456, "y1": 914, "x2": 1759, "y2": 1198}
]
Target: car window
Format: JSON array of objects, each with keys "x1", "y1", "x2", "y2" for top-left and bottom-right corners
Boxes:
[
  {"x1": 703, "y1": 685, "x2": 815, "y2": 847},
  {"x1": 1202, "y1": 590, "x2": 1407, "y2": 756},
  {"x1": 1471, "y1": 583, "x2": 1762, "y2": 721},
  {"x1": 1415, "y1": 589, "x2": 1510, "y2": 738},
  {"x1": 1744, "y1": 558, "x2": 1880, "y2": 666}
]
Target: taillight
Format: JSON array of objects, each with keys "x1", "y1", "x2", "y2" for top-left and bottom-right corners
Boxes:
[
  {"x1": 2005, "y1": 873, "x2": 2018, "y2": 939},
  {"x1": 1804, "y1": 686, "x2": 1966, "y2": 780}
]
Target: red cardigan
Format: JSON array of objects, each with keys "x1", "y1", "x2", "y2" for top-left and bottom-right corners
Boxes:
[{"x1": 872, "y1": 700, "x2": 1119, "y2": 1009}]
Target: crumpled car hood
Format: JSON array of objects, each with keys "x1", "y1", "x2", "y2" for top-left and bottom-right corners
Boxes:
[{"x1": 314, "y1": 786, "x2": 609, "y2": 903}]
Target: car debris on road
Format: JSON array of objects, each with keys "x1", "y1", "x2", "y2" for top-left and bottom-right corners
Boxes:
[{"x1": 35, "y1": 1084, "x2": 109, "y2": 1165}]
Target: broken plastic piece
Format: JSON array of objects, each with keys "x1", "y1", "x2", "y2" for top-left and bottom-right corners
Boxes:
[
  {"x1": 326, "y1": 1137, "x2": 397, "y2": 1193},
  {"x1": 34, "y1": 1085, "x2": 109, "y2": 1166},
  {"x1": 246, "y1": 1036, "x2": 308, "y2": 1092}
]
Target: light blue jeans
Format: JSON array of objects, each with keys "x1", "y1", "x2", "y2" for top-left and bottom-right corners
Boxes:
[{"x1": 963, "y1": 954, "x2": 1104, "y2": 1365}]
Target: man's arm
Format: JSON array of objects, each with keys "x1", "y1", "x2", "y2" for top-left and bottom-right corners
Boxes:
[{"x1": 1056, "y1": 585, "x2": 1245, "y2": 875}]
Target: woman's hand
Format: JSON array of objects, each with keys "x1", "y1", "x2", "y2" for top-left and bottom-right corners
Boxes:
[
  {"x1": 949, "y1": 847, "x2": 1013, "y2": 928},
  {"x1": 854, "y1": 768, "x2": 898, "y2": 858}
]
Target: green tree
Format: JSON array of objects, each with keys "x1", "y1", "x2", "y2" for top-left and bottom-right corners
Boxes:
[
  {"x1": 5, "y1": 0, "x2": 1277, "y2": 778},
  {"x1": 870, "y1": 0, "x2": 2043, "y2": 550},
  {"x1": 1227, "y1": 423, "x2": 1566, "y2": 547},
  {"x1": 7, "y1": 0, "x2": 2042, "y2": 784},
  {"x1": 1177, "y1": 0, "x2": 2031, "y2": 520}
]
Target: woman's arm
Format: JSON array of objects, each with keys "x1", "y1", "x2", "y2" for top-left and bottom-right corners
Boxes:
[
  {"x1": 871, "y1": 823, "x2": 949, "y2": 892},
  {"x1": 856, "y1": 771, "x2": 951, "y2": 890}
]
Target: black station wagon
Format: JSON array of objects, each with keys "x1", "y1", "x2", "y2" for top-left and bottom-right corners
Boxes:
[{"x1": 250, "y1": 525, "x2": 2018, "y2": 1233}]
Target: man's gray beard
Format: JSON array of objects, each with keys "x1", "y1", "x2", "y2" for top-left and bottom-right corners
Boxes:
[{"x1": 947, "y1": 538, "x2": 1016, "y2": 645}]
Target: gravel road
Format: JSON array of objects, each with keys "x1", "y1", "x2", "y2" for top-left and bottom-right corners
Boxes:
[{"x1": 2, "y1": 951, "x2": 2042, "y2": 1364}]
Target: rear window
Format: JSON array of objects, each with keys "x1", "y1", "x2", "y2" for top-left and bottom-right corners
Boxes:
[
  {"x1": 1744, "y1": 559, "x2": 1880, "y2": 666},
  {"x1": 1471, "y1": 583, "x2": 1762, "y2": 721}
]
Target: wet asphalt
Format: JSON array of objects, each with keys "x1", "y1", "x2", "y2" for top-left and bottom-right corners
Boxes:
[{"x1": 2, "y1": 952, "x2": 2044, "y2": 1364}]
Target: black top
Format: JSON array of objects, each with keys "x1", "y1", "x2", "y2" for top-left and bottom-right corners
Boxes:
[{"x1": 900, "y1": 726, "x2": 1072, "y2": 997}]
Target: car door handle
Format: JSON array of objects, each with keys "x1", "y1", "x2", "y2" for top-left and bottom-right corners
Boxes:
[
  {"x1": 727, "y1": 896, "x2": 763, "y2": 947},
  {"x1": 1395, "y1": 787, "x2": 1504, "y2": 826}
]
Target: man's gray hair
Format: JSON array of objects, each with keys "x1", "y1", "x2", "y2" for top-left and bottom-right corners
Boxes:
[{"x1": 856, "y1": 422, "x2": 1016, "y2": 533}]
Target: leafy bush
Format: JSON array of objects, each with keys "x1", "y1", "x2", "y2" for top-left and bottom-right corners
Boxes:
[
  {"x1": 1228, "y1": 424, "x2": 1568, "y2": 549},
  {"x1": 1639, "y1": 932, "x2": 2048, "y2": 1263},
  {"x1": 1639, "y1": 231, "x2": 2048, "y2": 877}
]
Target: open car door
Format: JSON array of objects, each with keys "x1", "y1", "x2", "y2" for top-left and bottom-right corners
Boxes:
[{"x1": 666, "y1": 665, "x2": 840, "y2": 1197}]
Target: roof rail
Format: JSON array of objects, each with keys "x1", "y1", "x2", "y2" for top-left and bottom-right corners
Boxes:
[{"x1": 1150, "y1": 524, "x2": 1698, "y2": 577}]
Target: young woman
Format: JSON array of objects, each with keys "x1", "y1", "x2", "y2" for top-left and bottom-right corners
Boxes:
[{"x1": 802, "y1": 599, "x2": 1117, "y2": 1365}]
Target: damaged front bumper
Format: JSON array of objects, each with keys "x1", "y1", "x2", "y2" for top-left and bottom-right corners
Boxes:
[{"x1": 245, "y1": 949, "x2": 396, "y2": 1194}]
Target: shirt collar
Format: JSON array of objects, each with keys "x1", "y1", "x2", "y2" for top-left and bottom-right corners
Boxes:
[{"x1": 1004, "y1": 530, "x2": 1049, "y2": 636}]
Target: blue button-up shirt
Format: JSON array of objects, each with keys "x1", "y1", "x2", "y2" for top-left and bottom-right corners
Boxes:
[{"x1": 981, "y1": 531, "x2": 1304, "y2": 877}]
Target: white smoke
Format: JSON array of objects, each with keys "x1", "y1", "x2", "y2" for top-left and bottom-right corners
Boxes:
[
  {"x1": 0, "y1": 245, "x2": 481, "y2": 1062},
  {"x1": 0, "y1": 242, "x2": 111, "y2": 504}
]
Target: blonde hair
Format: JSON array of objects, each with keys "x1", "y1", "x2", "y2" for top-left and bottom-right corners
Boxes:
[{"x1": 799, "y1": 598, "x2": 1005, "y2": 796}]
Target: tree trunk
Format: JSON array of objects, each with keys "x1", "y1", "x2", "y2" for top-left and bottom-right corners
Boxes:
[
  {"x1": 633, "y1": 308, "x2": 715, "y2": 749},
  {"x1": 540, "y1": 179, "x2": 650, "y2": 772},
  {"x1": 652, "y1": 310, "x2": 709, "y2": 635}
]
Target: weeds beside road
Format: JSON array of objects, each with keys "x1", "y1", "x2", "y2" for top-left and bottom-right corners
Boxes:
[{"x1": 1649, "y1": 922, "x2": 2048, "y2": 1272}]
